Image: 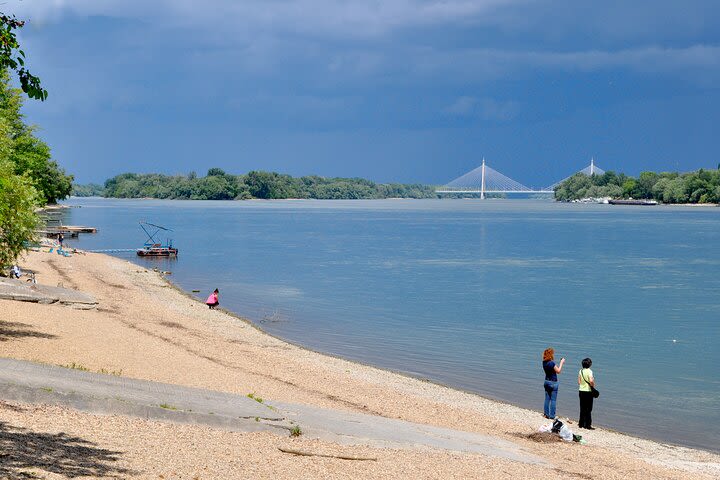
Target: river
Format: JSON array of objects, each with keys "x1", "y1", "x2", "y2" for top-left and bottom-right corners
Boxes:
[{"x1": 59, "y1": 198, "x2": 720, "y2": 452}]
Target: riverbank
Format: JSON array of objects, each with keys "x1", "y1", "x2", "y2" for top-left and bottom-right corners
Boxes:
[{"x1": 1, "y1": 250, "x2": 719, "y2": 479}]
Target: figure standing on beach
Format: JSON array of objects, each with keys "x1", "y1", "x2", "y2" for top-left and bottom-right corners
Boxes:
[
  {"x1": 542, "y1": 348, "x2": 565, "y2": 419},
  {"x1": 206, "y1": 288, "x2": 219, "y2": 309},
  {"x1": 578, "y1": 357, "x2": 596, "y2": 429},
  {"x1": 58, "y1": 233, "x2": 64, "y2": 249}
]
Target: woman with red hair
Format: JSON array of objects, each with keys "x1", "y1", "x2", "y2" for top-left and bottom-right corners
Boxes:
[{"x1": 542, "y1": 347, "x2": 565, "y2": 419}]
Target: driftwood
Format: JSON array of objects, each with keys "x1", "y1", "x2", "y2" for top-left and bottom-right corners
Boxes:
[{"x1": 278, "y1": 447, "x2": 377, "y2": 461}]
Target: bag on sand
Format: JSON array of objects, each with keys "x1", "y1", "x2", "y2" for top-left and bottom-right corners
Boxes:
[
  {"x1": 550, "y1": 419, "x2": 574, "y2": 441},
  {"x1": 551, "y1": 419, "x2": 563, "y2": 433}
]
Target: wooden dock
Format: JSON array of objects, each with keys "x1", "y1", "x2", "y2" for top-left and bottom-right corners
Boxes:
[{"x1": 47, "y1": 226, "x2": 98, "y2": 234}]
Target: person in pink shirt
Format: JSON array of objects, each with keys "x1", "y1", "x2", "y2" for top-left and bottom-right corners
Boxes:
[{"x1": 206, "y1": 288, "x2": 219, "y2": 309}]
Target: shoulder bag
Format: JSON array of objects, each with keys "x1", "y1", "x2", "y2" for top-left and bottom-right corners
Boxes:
[{"x1": 581, "y1": 369, "x2": 600, "y2": 398}]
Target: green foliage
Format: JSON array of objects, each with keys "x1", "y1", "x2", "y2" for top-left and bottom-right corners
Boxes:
[
  {"x1": 247, "y1": 393, "x2": 264, "y2": 403},
  {"x1": 0, "y1": 14, "x2": 66, "y2": 269},
  {"x1": 61, "y1": 362, "x2": 90, "y2": 372},
  {"x1": 554, "y1": 172, "x2": 627, "y2": 201},
  {"x1": 0, "y1": 70, "x2": 72, "y2": 204},
  {"x1": 555, "y1": 169, "x2": 720, "y2": 204},
  {"x1": 0, "y1": 158, "x2": 38, "y2": 269},
  {"x1": 94, "y1": 169, "x2": 439, "y2": 200},
  {"x1": 0, "y1": 14, "x2": 46, "y2": 100},
  {"x1": 72, "y1": 183, "x2": 105, "y2": 197}
]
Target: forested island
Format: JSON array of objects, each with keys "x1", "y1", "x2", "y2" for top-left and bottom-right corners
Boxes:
[
  {"x1": 554, "y1": 169, "x2": 720, "y2": 204},
  {"x1": 73, "y1": 170, "x2": 438, "y2": 200}
]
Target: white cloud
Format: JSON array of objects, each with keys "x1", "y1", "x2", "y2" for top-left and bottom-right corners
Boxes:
[
  {"x1": 412, "y1": 45, "x2": 720, "y2": 82},
  {"x1": 445, "y1": 96, "x2": 478, "y2": 115},
  {"x1": 7, "y1": 0, "x2": 526, "y2": 37},
  {"x1": 445, "y1": 96, "x2": 519, "y2": 121}
]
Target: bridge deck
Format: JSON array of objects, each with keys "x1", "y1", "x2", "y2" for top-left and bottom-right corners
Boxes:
[{"x1": 435, "y1": 189, "x2": 554, "y2": 194}]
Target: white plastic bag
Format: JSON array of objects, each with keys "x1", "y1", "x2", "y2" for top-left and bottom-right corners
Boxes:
[{"x1": 558, "y1": 424, "x2": 574, "y2": 442}]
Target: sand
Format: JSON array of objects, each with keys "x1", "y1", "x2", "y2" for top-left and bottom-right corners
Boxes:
[{"x1": 1, "y1": 250, "x2": 718, "y2": 479}]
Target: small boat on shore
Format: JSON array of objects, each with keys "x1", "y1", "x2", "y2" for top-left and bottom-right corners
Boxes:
[
  {"x1": 608, "y1": 199, "x2": 658, "y2": 206},
  {"x1": 136, "y1": 222, "x2": 179, "y2": 257}
]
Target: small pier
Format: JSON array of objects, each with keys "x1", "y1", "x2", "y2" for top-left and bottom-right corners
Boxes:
[{"x1": 50, "y1": 226, "x2": 98, "y2": 234}]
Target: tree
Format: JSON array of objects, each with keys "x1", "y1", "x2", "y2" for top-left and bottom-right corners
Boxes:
[
  {"x1": 0, "y1": 159, "x2": 38, "y2": 268},
  {"x1": 0, "y1": 12, "x2": 58, "y2": 270},
  {"x1": 0, "y1": 14, "x2": 46, "y2": 100},
  {"x1": 0, "y1": 71, "x2": 72, "y2": 203}
]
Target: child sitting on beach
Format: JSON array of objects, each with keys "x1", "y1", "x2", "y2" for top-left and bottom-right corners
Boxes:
[{"x1": 206, "y1": 289, "x2": 219, "y2": 309}]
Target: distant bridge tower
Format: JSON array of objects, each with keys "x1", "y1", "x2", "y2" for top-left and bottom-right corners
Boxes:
[
  {"x1": 436, "y1": 159, "x2": 551, "y2": 196},
  {"x1": 436, "y1": 157, "x2": 605, "y2": 197},
  {"x1": 480, "y1": 158, "x2": 486, "y2": 200}
]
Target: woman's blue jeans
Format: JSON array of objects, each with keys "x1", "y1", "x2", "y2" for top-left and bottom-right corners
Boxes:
[{"x1": 544, "y1": 380, "x2": 558, "y2": 418}]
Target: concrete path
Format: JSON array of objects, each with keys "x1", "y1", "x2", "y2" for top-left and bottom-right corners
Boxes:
[
  {"x1": 0, "y1": 358, "x2": 543, "y2": 465},
  {"x1": 0, "y1": 278, "x2": 97, "y2": 308}
]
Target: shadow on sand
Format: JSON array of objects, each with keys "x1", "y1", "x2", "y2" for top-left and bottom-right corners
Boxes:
[
  {"x1": 0, "y1": 415, "x2": 133, "y2": 479},
  {"x1": 0, "y1": 321, "x2": 57, "y2": 342}
]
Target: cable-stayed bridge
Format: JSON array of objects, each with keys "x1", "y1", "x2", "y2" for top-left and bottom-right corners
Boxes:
[{"x1": 436, "y1": 158, "x2": 604, "y2": 199}]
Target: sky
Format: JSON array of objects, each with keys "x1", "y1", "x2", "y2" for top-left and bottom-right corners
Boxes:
[{"x1": 8, "y1": 0, "x2": 720, "y2": 186}]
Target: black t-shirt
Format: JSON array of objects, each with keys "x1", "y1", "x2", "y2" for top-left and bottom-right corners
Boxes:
[{"x1": 543, "y1": 360, "x2": 557, "y2": 381}]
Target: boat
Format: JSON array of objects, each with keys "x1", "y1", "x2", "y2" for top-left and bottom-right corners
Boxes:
[
  {"x1": 136, "y1": 222, "x2": 179, "y2": 257},
  {"x1": 608, "y1": 199, "x2": 658, "y2": 206},
  {"x1": 136, "y1": 243, "x2": 179, "y2": 257}
]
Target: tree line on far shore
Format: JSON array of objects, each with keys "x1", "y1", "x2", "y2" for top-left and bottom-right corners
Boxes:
[
  {"x1": 74, "y1": 169, "x2": 438, "y2": 200},
  {"x1": 554, "y1": 169, "x2": 720, "y2": 204}
]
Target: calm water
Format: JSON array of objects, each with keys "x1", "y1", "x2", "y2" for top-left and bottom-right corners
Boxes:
[{"x1": 59, "y1": 198, "x2": 720, "y2": 452}]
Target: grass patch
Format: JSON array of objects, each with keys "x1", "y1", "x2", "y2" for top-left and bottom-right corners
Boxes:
[
  {"x1": 98, "y1": 368, "x2": 123, "y2": 376},
  {"x1": 61, "y1": 362, "x2": 90, "y2": 372},
  {"x1": 40, "y1": 387, "x2": 53, "y2": 393},
  {"x1": 159, "y1": 403, "x2": 178, "y2": 410},
  {"x1": 247, "y1": 393, "x2": 263, "y2": 404},
  {"x1": 289, "y1": 425, "x2": 302, "y2": 437}
]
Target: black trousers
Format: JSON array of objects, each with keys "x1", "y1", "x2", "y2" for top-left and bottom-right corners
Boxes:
[{"x1": 579, "y1": 391, "x2": 594, "y2": 428}]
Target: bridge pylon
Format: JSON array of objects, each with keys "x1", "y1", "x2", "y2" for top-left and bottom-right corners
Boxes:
[
  {"x1": 480, "y1": 158, "x2": 486, "y2": 199},
  {"x1": 436, "y1": 159, "x2": 551, "y2": 196}
]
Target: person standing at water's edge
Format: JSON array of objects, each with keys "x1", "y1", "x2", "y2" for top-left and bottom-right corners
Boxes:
[
  {"x1": 578, "y1": 358, "x2": 596, "y2": 429},
  {"x1": 206, "y1": 289, "x2": 219, "y2": 309},
  {"x1": 542, "y1": 348, "x2": 565, "y2": 419}
]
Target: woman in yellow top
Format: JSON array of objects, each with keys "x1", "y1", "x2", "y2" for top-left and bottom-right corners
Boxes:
[{"x1": 577, "y1": 357, "x2": 595, "y2": 429}]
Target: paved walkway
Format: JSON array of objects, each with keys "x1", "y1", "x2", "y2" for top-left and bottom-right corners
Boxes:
[
  {"x1": 0, "y1": 278, "x2": 97, "y2": 308},
  {"x1": 0, "y1": 358, "x2": 543, "y2": 465}
]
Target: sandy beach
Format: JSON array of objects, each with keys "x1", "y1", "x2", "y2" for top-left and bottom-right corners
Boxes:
[{"x1": 1, "y1": 249, "x2": 719, "y2": 479}]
